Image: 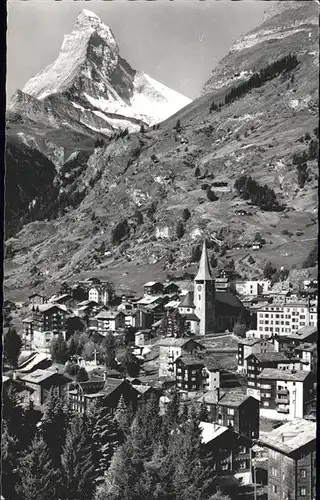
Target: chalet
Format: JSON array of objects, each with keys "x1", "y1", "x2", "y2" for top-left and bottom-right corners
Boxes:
[
  {"x1": 237, "y1": 337, "x2": 275, "y2": 375},
  {"x1": 273, "y1": 325, "x2": 317, "y2": 354},
  {"x1": 202, "y1": 356, "x2": 221, "y2": 391},
  {"x1": 174, "y1": 355, "x2": 204, "y2": 393},
  {"x1": 257, "y1": 368, "x2": 314, "y2": 420},
  {"x1": 200, "y1": 422, "x2": 253, "y2": 485},
  {"x1": 199, "y1": 389, "x2": 259, "y2": 440},
  {"x1": 69, "y1": 378, "x2": 138, "y2": 414},
  {"x1": 158, "y1": 337, "x2": 205, "y2": 378},
  {"x1": 74, "y1": 300, "x2": 101, "y2": 319},
  {"x1": 162, "y1": 282, "x2": 180, "y2": 295},
  {"x1": 246, "y1": 352, "x2": 300, "y2": 394},
  {"x1": 252, "y1": 242, "x2": 262, "y2": 251},
  {"x1": 2, "y1": 376, "x2": 35, "y2": 407},
  {"x1": 51, "y1": 294, "x2": 75, "y2": 308},
  {"x1": 31, "y1": 303, "x2": 69, "y2": 333},
  {"x1": 94, "y1": 310, "x2": 125, "y2": 334},
  {"x1": 259, "y1": 418, "x2": 316, "y2": 500},
  {"x1": 28, "y1": 293, "x2": 46, "y2": 307},
  {"x1": 294, "y1": 343, "x2": 317, "y2": 373},
  {"x1": 22, "y1": 317, "x2": 35, "y2": 347},
  {"x1": 18, "y1": 369, "x2": 71, "y2": 408},
  {"x1": 143, "y1": 281, "x2": 164, "y2": 296}
]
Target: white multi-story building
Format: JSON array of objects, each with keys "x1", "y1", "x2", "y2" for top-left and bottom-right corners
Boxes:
[
  {"x1": 88, "y1": 286, "x2": 109, "y2": 306},
  {"x1": 235, "y1": 280, "x2": 271, "y2": 296},
  {"x1": 257, "y1": 301, "x2": 317, "y2": 337}
]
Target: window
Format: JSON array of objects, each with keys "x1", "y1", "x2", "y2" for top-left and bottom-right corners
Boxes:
[
  {"x1": 300, "y1": 469, "x2": 307, "y2": 478},
  {"x1": 221, "y1": 463, "x2": 229, "y2": 470},
  {"x1": 263, "y1": 401, "x2": 269, "y2": 407},
  {"x1": 239, "y1": 446, "x2": 247, "y2": 454},
  {"x1": 272, "y1": 467, "x2": 278, "y2": 477},
  {"x1": 239, "y1": 462, "x2": 247, "y2": 469},
  {"x1": 300, "y1": 488, "x2": 307, "y2": 496},
  {"x1": 227, "y1": 408, "x2": 235, "y2": 415},
  {"x1": 272, "y1": 485, "x2": 278, "y2": 493}
]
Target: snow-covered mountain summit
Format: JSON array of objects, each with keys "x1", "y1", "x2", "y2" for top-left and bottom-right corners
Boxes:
[{"x1": 16, "y1": 9, "x2": 191, "y2": 129}]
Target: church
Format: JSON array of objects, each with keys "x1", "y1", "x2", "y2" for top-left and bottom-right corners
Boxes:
[{"x1": 178, "y1": 241, "x2": 246, "y2": 336}]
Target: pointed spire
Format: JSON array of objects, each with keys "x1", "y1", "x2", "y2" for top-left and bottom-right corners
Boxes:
[{"x1": 195, "y1": 240, "x2": 212, "y2": 281}]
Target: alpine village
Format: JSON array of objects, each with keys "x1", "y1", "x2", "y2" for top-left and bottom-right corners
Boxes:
[{"x1": 2, "y1": 3, "x2": 318, "y2": 500}]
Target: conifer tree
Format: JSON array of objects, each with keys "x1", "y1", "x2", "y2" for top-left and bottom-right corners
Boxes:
[
  {"x1": 198, "y1": 399, "x2": 209, "y2": 422},
  {"x1": 50, "y1": 333, "x2": 69, "y2": 364},
  {"x1": 4, "y1": 327, "x2": 22, "y2": 368},
  {"x1": 1, "y1": 421, "x2": 20, "y2": 500},
  {"x1": 164, "y1": 389, "x2": 180, "y2": 428},
  {"x1": 87, "y1": 399, "x2": 123, "y2": 481},
  {"x1": 41, "y1": 390, "x2": 71, "y2": 467},
  {"x1": 17, "y1": 437, "x2": 60, "y2": 500},
  {"x1": 173, "y1": 404, "x2": 216, "y2": 500},
  {"x1": 61, "y1": 414, "x2": 95, "y2": 500},
  {"x1": 115, "y1": 394, "x2": 134, "y2": 436}
]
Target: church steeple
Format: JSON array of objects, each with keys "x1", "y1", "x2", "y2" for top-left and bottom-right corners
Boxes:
[
  {"x1": 195, "y1": 240, "x2": 212, "y2": 281},
  {"x1": 194, "y1": 239, "x2": 215, "y2": 336}
]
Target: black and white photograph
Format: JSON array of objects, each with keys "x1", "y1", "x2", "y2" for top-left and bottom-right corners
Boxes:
[{"x1": 3, "y1": 1, "x2": 318, "y2": 500}]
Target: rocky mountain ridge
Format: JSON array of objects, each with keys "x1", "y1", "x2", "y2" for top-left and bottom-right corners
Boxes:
[{"x1": 5, "y1": 2, "x2": 319, "y2": 299}]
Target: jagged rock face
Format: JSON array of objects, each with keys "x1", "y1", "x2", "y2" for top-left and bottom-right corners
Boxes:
[
  {"x1": 201, "y1": 2, "x2": 319, "y2": 94},
  {"x1": 9, "y1": 9, "x2": 191, "y2": 137}
]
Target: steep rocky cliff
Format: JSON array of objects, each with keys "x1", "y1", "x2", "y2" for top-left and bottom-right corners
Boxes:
[{"x1": 5, "y1": 3, "x2": 318, "y2": 298}]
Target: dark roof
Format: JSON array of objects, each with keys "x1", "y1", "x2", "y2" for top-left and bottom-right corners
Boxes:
[
  {"x1": 216, "y1": 292, "x2": 243, "y2": 309},
  {"x1": 174, "y1": 355, "x2": 204, "y2": 367},
  {"x1": 203, "y1": 356, "x2": 221, "y2": 371},
  {"x1": 248, "y1": 352, "x2": 290, "y2": 363},
  {"x1": 218, "y1": 390, "x2": 253, "y2": 408},
  {"x1": 258, "y1": 368, "x2": 311, "y2": 382},
  {"x1": 179, "y1": 291, "x2": 195, "y2": 309},
  {"x1": 294, "y1": 343, "x2": 317, "y2": 353}
]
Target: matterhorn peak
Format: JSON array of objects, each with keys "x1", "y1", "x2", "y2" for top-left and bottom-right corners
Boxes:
[{"x1": 17, "y1": 9, "x2": 191, "y2": 136}]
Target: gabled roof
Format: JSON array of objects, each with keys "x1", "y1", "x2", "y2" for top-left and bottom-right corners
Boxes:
[
  {"x1": 200, "y1": 421, "x2": 228, "y2": 444},
  {"x1": 257, "y1": 368, "x2": 311, "y2": 382},
  {"x1": 19, "y1": 369, "x2": 71, "y2": 384},
  {"x1": 203, "y1": 356, "x2": 221, "y2": 371},
  {"x1": 218, "y1": 390, "x2": 252, "y2": 408},
  {"x1": 247, "y1": 352, "x2": 290, "y2": 363},
  {"x1": 290, "y1": 325, "x2": 317, "y2": 340},
  {"x1": 143, "y1": 281, "x2": 163, "y2": 288},
  {"x1": 237, "y1": 338, "x2": 263, "y2": 346},
  {"x1": 259, "y1": 418, "x2": 316, "y2": 455},
  {"x1": 94, "y1": 310, "x2": 123, "y2": 320},
  {"x1": 294, "y1": 343, "x2": 317, "y2": 353},
  {"x1": 158, "y1": 337, "x2": 204, "y2": 348},
  {"x1": 174, "y1": 355, "x2": 204, "y2": 367},
  {"x1": 179, "y1": 291, "x2": 195, "y2": 309},
  {"x1": 195, "y1": 241, "x2": 213, "y2": 281}
]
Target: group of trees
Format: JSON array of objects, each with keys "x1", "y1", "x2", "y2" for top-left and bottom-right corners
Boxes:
[
  {"x1": 302, "y1": 243, "x2": 318, "y2": 269},
  {"x1": 50, "y1": 330, "x2": 142, "y2": 378},
  {"x1": 234, "y1": 175, "x2": 282, "y2": 211},
  {"x1": 158, "y1": 309, "x2": 190, "y2": 338},
  {"x1": 224, "y1": 54, "x2": 299, "y2": 106},
  {"x1": 96, "y1": 393, "x2": 230, "y2": 500},
  {"x1": 2, "y1": 389, "x2": 130, "y2": 500}
]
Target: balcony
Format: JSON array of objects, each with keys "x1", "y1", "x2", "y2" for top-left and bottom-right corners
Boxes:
[
  {"x1": 275, "y1": 397, "x2": 289, "y2": 405},
  {"x1": 277, "y1": 407, "x2": 289, "y2": 414},
  {"x1": 277, "y1": 388, "x2": 289, "y2": 395}
]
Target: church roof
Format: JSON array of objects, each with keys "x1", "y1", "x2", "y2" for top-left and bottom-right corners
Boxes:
[
  {"x1": 195, "y1": 241, "x2": 213, "y2": 281},
  {"x1": 179, "y1": 291, "x2": 195, "y2": 309}
]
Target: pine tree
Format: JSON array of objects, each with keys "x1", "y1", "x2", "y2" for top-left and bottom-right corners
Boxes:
[
  {"x1": 4, "y1": 327, "x2": 22, "y2": 368},
  {"x1": 17, "y1": 437, "x2": 60, "y2": 500},
  {"x1": 76, "y1": 367, "x2": 89, "y2": 381},
  {"x1": 103, "y1": 332, "x2": 117, "y2": 369},
  {"x1": 198, "y1": 399, "x2": 209, "y2": 422},
  {"x1": 115, "y1": 394, "x2": 133, "y2": 436},
  {"x1": 176, "y1": 220, "x2": 185, "y2": 239},
  {"x1": 61, "y1": 414, "x2": 96, "y2": 500},
  {"x1": 1, "y1": 421, "x2": 20, "y2": 500},
  {"x1": 50, "y1": 333, "x2": 69, "y2": 364},
  {"x1": 41, "y1": 390, "x2": 71, "y2": 467},
  {"x1": 87, "y1": 400, "x2": 123, "y2": 481},
  {"x1": 195, "y1": 166, "x2": 201, "y2": 177},
  {"x1": 173, "y1": 405, "x2": 216, "y2": 500},
  {"x1": 164, "y1": 389, "x2": 180, "y2": 428}
]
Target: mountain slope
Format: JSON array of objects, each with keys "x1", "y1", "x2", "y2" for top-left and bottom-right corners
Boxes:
[{"x1": 4, "y1": 2, "x2": 318, "y2": 298}]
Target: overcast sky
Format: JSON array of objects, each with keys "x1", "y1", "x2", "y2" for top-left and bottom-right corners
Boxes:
[{"x1": 7, "y1": 1, "x2": 271, "y2": 100}]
